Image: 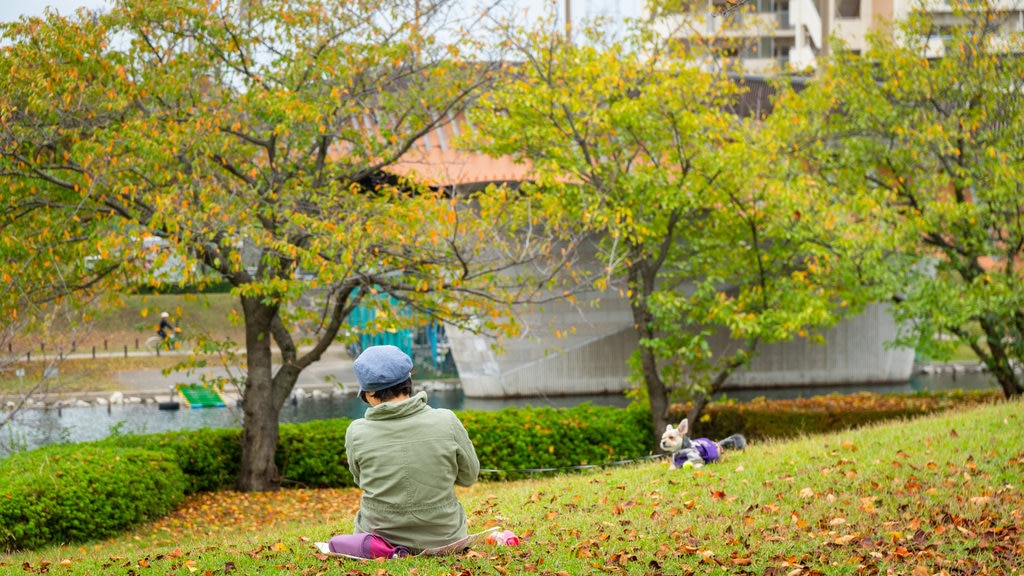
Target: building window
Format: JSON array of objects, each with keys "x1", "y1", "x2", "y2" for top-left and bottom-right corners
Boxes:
[{"x1": 837, "y1": 0, "x2": 860, "y2": 18}]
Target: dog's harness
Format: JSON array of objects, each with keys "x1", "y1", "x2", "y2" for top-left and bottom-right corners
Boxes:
[
  {"x1": 672, "y1": 438, "x2": 721, "y2": 467},
  {"x1": 692, "y1": 438, "x2": 720, "y2": 463}
]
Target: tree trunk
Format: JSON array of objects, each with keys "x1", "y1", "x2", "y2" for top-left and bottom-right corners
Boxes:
[
  {"x1": 230, "y1": 286, "x2": 351, "y2": 492},
  {"x1": 640, "y1": 339, "x2": 671, "y2": 439},
  {"x1": 687, "y1": 338, "x2": 758, "y2": 425},
  {"x1": 628, "y1": 261, "x2": 671, "y2": 439},
  {"x1": 236, "y1": 296, "x2": 290, "y2": 492},
  {"x1": 979, "y1": 319, "x2": 1024, "y2": 399}
]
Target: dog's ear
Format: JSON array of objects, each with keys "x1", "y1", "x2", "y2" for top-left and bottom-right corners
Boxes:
[
  {"x1": 676, "y1": 419, "x2": 689, "y2": 435},
  {"x1": 664, "y1": 424, "x2": 674, "y2": 434}
]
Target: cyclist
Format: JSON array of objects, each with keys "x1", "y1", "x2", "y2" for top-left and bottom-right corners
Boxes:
[{"x1": 157, "y1": 312, "x2": 176, "y2": 343}]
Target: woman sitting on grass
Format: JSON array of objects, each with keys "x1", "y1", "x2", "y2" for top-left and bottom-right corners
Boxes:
[{"x1": 327, "y1": 345, "x2": 480, "y2": 558}]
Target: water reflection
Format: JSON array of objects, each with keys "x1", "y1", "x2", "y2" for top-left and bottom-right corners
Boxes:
[{"x1": 2, "y1": 371, "x2": 999, "y2": 456}]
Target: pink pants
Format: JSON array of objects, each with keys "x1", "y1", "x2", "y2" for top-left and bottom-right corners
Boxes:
[{"x1": 327, "y1": 533, "x2": 412, "y2": 559}]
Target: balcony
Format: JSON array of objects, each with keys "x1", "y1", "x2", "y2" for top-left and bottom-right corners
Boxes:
[
  {"x1": 709, "y1": 10, "x2": 780, "y2": 36},
  {"x1": 777, "y1": 10, "x2": 791, "y2": 29}
]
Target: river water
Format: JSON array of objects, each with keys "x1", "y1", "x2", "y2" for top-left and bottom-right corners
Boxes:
[{"x1": 1, "y1": 371, "x2": 1001, "y2": 456}]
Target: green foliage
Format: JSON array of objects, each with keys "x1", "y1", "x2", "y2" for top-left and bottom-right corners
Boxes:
[
  {"x1": 780, "y1": 0, "x2": 1024, "y2": 398},
  {"x1": 277, "y1": 420, "x2": 353, "y2": 488},
  {"x1": 96, "y1": 405, "x2": 655, "y2": 487},
  {"x1": 0, "y1": 0, "x2": 573, "y2": 492},
  {"x1": 98, "y1": 428, "x2": 243, "y2": 494},
  {"x1": 459, "y1": 403, "x2": 655, "y2": 480},
  {"x1": 465, "y1": 16, "x2": 874, "y2": 437},
  {"x1": 0, "y1": 445, "x2": 186, "y2": 552}
]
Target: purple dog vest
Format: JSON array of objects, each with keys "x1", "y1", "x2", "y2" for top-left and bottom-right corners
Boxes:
[{"x1": 692, "y1": 438, "x2": 720, "y2": 463}]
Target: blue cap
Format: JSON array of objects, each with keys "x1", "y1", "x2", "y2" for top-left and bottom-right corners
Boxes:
[{"x1": 352, "y1": 345, "x2": 413, "y2": 394}]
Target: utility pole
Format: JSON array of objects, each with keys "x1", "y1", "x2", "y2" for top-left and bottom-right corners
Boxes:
[
  {"x1": 565, "y1": 0, "x2": 572, "y2": 42},
  {"x1": 820, "y1": 0, "x2": 833, "y2": 60}
]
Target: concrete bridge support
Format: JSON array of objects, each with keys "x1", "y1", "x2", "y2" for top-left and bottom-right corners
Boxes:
[{"x1": 448, "y1": 295, "x2": 914, "y2": 398}]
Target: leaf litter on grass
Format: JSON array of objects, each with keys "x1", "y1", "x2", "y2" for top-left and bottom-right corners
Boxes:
[{"x1": 5, "y1": 400, "x2": 1023, "y2": 575}]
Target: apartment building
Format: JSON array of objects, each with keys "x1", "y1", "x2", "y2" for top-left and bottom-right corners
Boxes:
[{"x1": 641, "y1": 0, "x2": 1024, "y2": 72}]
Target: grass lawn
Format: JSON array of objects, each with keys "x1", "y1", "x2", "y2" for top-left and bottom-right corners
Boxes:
[
  {"x1": 10, "y1": 292, "x2": 247, "y2": 355},
  {"x1": 3, "y1": 398, "x2": 1020, "y2": 575},
  {"x1": 2, "y1": 293, "x2": 248, "y2": 394},
  {"x1": 0, "y1": 355, "x2": 189, "y2": 394}
]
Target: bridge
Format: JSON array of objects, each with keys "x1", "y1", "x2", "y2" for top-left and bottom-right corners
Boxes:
[{"x1": 446, "y1": 295, "x2": 914, "y2": 398}]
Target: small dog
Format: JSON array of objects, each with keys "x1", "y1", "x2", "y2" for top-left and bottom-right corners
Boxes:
[{"x1": 660, "y1": 418, "x2": 747, "y2": 469}]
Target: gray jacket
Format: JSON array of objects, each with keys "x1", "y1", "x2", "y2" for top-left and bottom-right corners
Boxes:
[{"x1": 345, "y1": 391, "x2": 480, "y2": 551}]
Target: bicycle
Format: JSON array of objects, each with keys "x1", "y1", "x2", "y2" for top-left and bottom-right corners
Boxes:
[{"x1": 145, "y1": 328, "x2": 181, "y2": 352}]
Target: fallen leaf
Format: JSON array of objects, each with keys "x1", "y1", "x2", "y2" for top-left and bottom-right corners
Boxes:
[{"x1": 833, "y1": 534, "x2": 857, "y2": 546}]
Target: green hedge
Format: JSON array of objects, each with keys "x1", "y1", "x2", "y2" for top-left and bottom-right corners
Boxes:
[
  {"x1": 0, "y1": 445, "x2": 186, "y2": 552},
  {"x1": 96, "y1": 420, "x2": 355, "y2": 492},
  {"x1": 460, "y1": 402, "x2": 654, "y2": 480},
  {"x1": 679, "y1": 390, "x2": 1004, "y2": 442},
  {"x1": 93, "y1": 403, "x2": 654, "y2": 490},
  {"x1": 98, "y1": 427, "x2": 243, "y2": 494},
  {"x1": 277, "y1": 419, "x2": 353, "y2": 488}
]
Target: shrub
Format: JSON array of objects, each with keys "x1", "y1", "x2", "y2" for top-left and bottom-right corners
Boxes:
[
  {"x1": 678, "y1": 390, "x2": 1004, "y2": 442},
  {"x1": 0, "y1": 445, "x2": 186, "y2": 552},
  {"x1": 277, "y1": 419, "x2": 354, "y2": 488},
  {"x1": 98, "y1": 427, "x2": 242, "y2": 494},
  {"x1": 459, "y1": 402, "x2": 654, "y2": 480},
  {"x1": 90, "y1": 404, "x2": 655, "y2": 487}
]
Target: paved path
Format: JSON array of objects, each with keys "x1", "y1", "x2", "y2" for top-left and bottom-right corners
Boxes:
[{"x1": 114, "y1": 355, "x2": 358, "y2": 395}]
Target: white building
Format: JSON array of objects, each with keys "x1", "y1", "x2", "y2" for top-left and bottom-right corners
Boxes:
[{"x1": 546, "y1": 0, "x2": 1024, "y2": 72}]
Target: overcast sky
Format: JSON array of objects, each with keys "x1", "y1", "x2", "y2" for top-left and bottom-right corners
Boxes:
[
  {"x1": 1, "y1": 0, "x2": 110, "y2": 23},
  {"x1": 2, "y1": 1, "x2": 639, "y2": 25}
]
